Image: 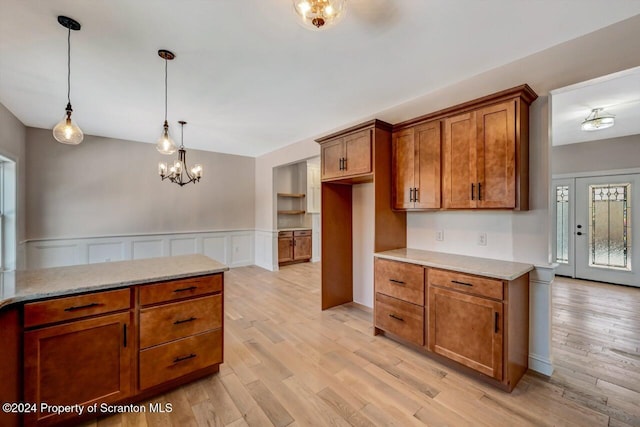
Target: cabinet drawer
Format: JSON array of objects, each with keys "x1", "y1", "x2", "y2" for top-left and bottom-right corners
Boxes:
[
  {"x1": 293, "y1": 229, "x2": 311, "y2": 237},
  {"x1": 428, "y1": 268, "x2": 503, "y2": 300},
  {"x1": 140, "y1": 274, "x2": 222, "y2": 306},
  {"x1": 375, "y1": 293, "x2": 424, "y2": 346},
  {"x1": 139, "y1": 295, "x2": 222, "y2": 349},
  {"x1": 139, "y1": 329, "x2": 222, "y2": 390},
  {"x1": 24, "y1": 288, "x2": 130, "y2": 328},
  {"x1": 374, "y1": 258, "x2": 424, "y2": 305},
  {"x1": 279, "y1": 231, "x2": 293, "y2": 238}
]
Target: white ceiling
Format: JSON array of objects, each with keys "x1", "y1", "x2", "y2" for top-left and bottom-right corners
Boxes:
[
  {"x1": 1, "y1": 1, "x2": 640, "y2": 157},
  {"x1": 551, "y1": 67, "x2": 640, "y2": 146}
]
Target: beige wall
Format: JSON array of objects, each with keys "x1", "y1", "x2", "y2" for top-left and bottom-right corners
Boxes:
[
  {"x1": 26, "y1": 128, "x2": 255, "y2": 240},
  {"x1": 552, "y1": 134, "x2": 640, "y2": 175}
]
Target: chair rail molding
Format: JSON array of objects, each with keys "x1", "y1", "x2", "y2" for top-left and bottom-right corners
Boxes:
[{"x1": 24, "y1": 229, "x2": 255, "y2": 270}]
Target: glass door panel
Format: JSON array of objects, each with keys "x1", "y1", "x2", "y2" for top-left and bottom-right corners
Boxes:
[{"x1": 553, "y1": 179, "x2": 574, "y2": 277}]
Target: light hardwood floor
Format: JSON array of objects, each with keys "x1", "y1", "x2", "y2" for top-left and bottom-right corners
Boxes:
[{"x1": 84, "y1": 264, "x2": 640, "y2": 427}]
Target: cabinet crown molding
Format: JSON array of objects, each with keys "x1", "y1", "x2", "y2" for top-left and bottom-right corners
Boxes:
[{"x1": 315, "y1": 119, "x2": 393, "y2": 143}]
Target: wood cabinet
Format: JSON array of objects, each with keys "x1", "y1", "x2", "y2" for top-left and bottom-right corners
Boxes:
[
  {"x1": 393, "y1": 84, "x2": 536, "y2": 211},
  {"x1": 20, "y1": 271, "x2": 224, "y2": 426},
  {"x1": 392, "y1": 120, "x2": 442, "y2": 210},
  {"x1": 320, "y1": 129, "x2": 372, "y2": 181},
  {"x1": 373, "y1": 257, "x2": 530, "y2": 392},
  {"x1": 278, "y1": 230, "x2": 312, "y2": 266},
  {"x1": 23, "y1": 292, "x2": 132, "y2": 426},
  {"x1": 374, "y1": 258, "x2": 425, "y2": 346}
]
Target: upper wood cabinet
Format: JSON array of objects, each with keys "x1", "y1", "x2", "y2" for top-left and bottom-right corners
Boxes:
[
  {"x1": 392, "y1": 120, "x2": 441, "y2": 210},
  {"x1": 320, "y1": 129, "x2": 372, "y2": 181},
  {"x1": 394, "y1": 84, "x2": 537, "y2": 211}
]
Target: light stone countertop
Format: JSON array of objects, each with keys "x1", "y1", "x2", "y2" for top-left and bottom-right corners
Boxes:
[
  {"x1": 374, "y1": 248, "x2": 534, "y2": 281},
  {"x1": 0, "y1": 254, "x2": 228, "y2": 310}
]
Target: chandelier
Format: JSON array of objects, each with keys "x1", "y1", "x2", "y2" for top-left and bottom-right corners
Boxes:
[
  {"x1": 156, "y1": 49, "x2": 178, "y2": 154},
  {"x1": 158, "y1": 121, "x2": 203, "y2": 186},
  {"x1": 293, "y1": 0, "x2": 347, "y2": 30},
  {"x1": 581, "y1": 108, "x2": 615, "y2": 131},
  {"x1": 52, "y1": 16, "x2": 84, "y2": 145}
]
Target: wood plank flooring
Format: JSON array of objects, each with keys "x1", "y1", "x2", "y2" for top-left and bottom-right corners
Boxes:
[{"x1": 82, "y1": 264, "x2": 640, "y2": 427}]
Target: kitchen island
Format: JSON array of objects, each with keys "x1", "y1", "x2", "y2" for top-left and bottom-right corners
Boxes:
[{"x1": 0, "y1": 254, "x2": 227, "y2": 427}]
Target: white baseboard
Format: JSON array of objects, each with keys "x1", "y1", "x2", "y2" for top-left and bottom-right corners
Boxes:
[
  {"x1": 529, "y1": 353, "x2": 554, "y2": 376},
  {"x1": 24, "y1": 229, "x2": 255, "y2": 270}
]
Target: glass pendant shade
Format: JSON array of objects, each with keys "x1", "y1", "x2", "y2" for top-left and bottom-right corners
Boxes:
[
  {"x1": 156, "y1": 120, "x2": 177, "y2": 154},
  {"x1": 293, "y1": 0, "x2": 347, "y2": 30},
  {"x1": 52, "y1": 108, "x2": 83, "y2": 145},
  {"x1": 581, "y1": 108, "x2": 615, "y2": 131}
]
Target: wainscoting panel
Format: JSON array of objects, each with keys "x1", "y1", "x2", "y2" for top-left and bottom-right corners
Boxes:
[
  {"x1": 254, "y1": 230, "x2": 278, "y2": 271},
  {"x1": 25, "y1": 230, "x2": 255, "y2": 270}
]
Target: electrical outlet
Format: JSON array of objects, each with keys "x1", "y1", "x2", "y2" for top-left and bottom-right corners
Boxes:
[
  {"x1": 435, "y1": 230, "x2": 444, "y2": 241},
  {"x1": 478, "y1": 232, "x2": 487, "y2": 246}
]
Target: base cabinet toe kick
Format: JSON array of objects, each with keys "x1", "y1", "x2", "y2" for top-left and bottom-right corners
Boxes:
[
  {"x1": 11, "y1": 271, "x2": 224, "y2": 426},
  {"x1": 373, "y1": 256, "x2": 530, "y2": 392}
]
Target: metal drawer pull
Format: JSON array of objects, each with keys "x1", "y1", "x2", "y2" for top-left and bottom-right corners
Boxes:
[
  {"x1": 174, "y1": 317, "x2": 197, "y2": 325},
  {"x1": 64, "y1": 302, "x2": 101, "y2": 312},
  {"x1": 389, "y1": 314, "x2": 404, "y2": 322},
  {"x1": 471, "y1": 183, "x2": 475, "y2": 200},
  {"x1": 389, "y1": 279, "x2": 406, "y2": 285},
  {"x1": 409, "y1": 188, "x2": 414, "y2": 202},
  {"x1": 173, "y1": 353, "x2": 197, "y2": 363},
  {"x1": 173, "y1": 286, "x2": 198, "y2": 293},
  {"x1": 123, "y1": 324, "x2": 127, "y2": 348},
  {"x1": 494, "y1": 312, "x2": 499, "y2": 333},
  {"x1": 451, "y1": 280, "x2": 473, "y2": 287},
  {"x1": 478, "y1": 182, "x2": 482, "y2": 201}
]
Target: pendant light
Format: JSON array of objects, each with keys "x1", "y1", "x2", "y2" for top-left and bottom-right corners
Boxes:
[
  {"x1": 52, "y1": 16, "x2": 84, "y2": 145},
  {"x1": 158, "y1": 121, "x2": 203, "y2": 186},
  {"x1": 293, "y1": 0, "x2": 347, "y2": 30},
  {"x1": 156, "y1": 50, "x2": 178, "y2": 154}
]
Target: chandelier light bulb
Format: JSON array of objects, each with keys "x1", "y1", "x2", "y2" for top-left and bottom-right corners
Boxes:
[
  {"x1": 53, "y1": 104, "x2": 83, "y2": 145},
  {"x1": 293, "y1": 0, "x2": 347, "y2": 30},
  {"x1": 156, "y1": 120, "x2": 177, "y2": 154}
]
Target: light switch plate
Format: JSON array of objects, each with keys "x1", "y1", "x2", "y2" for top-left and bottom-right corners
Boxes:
[
  {"x1": 478, "y1": 232, "x2": 487, "y2": 246},
  {"x1": 435, "y1": 230, "x2": 444, "y2": 241}
]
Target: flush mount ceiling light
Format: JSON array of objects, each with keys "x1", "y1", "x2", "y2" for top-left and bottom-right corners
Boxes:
[
  {"x1": 52, "y1": 16, "x2": 84, "y2": 145},
  {"x1": 293, "y1": 0, "x2": 347, "y2": 30},
  {"x1": 581, "y1": 108, "x2": 615, "y2": 131},
  {"x1": 156, "y1": 49, "x2": 178, "y2": 154},
  {"x1": 158, "y1": 121, "x2": 203, "y2": 186}
]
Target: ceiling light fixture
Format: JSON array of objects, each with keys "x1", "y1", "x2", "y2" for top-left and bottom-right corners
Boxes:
[
  {"x1": 581, "y1": 108, "x2": 615, "y2": 131},
  {"x1": 293, "y1": 0, "x2": 347, "y2": 30},
  {"x1": 52, "y1": 16, "x2": 84, "y2": 145},
  {"x1": 158, "y1": 121, "x2": 203, "y2": 186},
  {"x1": 156, "y1": 49, "x2": 178, "y2": 154}
]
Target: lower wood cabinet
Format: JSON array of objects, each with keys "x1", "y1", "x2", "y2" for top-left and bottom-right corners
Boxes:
[
  {"x1": 278, "y1": 230, "x2": 312, "y2": 265},
  {"x1": 374, "y1": 257, "x2": 529, "y2": 392},
  {"x1": 21, "y1": 273, "x2": 224, "y2": 426},
  {"x1": 23, "y1": 311, "x2": 132, "y2": 426}
]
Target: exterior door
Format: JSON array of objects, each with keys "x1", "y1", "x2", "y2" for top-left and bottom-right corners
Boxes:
[
  {"x1": 552, "y1": 178, "x2": 575, "y2": 277},
  {"x1": 575, "y1": 174, "x2": 639, "y2": 286}
]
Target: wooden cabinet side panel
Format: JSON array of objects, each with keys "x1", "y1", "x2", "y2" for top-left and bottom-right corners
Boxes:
[
  {"x1": 516, "y1": 100, "x2": 529, "y2": 210},
  {"x1": 443, "y1": 112, "x2": 476, "y2": 209},
  {"x1": 476, "y1": 100, "x2": 516, "y2": 208},
  {"x1": 392, "y1": 128, "x2": 415, "y2": 210},
  {"x1": 344, "y1": 130, "x2": 372, "y2": 177},
  {"x1": 321, "y1": 183, "x2": 353, "y2": 310},
  {"x1": 0, "y1": 308, "x2": 21, "y2": 427},
  {"x1": 24, "y1": 312, "x2": 132, "y2": 426},
  {"x1": 505, "y1": 273, "x2": 529, "y2": 389},
  {"x1": 415, "y1": 120, "x2": 442, "y2": 209},
  {"x1": 321, "y1": 138, "x2": 345, "y2": 181}
]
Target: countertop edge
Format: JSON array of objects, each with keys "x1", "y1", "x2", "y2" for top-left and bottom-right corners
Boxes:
[
  {"x1": 374, "y1": 252, "x2": 534, "y2": 281},
  {"x1": 0, "y1": 266, "x2": 228, "y2": 311}
]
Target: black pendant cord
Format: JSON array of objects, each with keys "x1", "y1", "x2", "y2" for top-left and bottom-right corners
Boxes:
[
  {"x1": 164, "y1": 58, "x2": 168, "y2": 122},
  {"x1": 67, "y1": 25, "x2": 71, "y2": 106}
]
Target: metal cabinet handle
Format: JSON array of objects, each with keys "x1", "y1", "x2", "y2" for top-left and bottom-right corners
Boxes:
[
  {"x1": 343, "y1": 157, "x2": 347, "y2": 170},
  {"x1": 339, "y1": 158, "x2": 343, "y2": 170},
  {"x1": 389, "y1": 279, "x2": 406, "y2": 286},
  {"x1": 451, "y1": 280, "x2": 473, "y2": 287},
  {"x1": 478, "y1": 182, "x2": 482, "y2": 201},
  {"x1": 414, "y1": 187, "x2": 419, "y2": 202},
  {"x1": 409, "y1": 188, "x2": 414, "y2": 202},
  {"x1": 494, "y1": 312, "x2": 499, "y2": 333},
  {"x1": 471, "y1": 183, "x2": 475, "y2": 200},
  {"x1": 173, "y1": 353, "x2": 197, "y2": 363},
  {"x1": 389, "y1": 314, "x2": 404, "y2": 322},
  {"x1": 123, "y1": 324, "x2": 127, "y2": 348},
  {"x1": 64, "y1": 302, "x2": 101, "y2": 312},
  {"x1": 173, "y1": 286, "x2": 198, "y2": 293},
  {"x1": 174, "y1": 317, "x2": 197, "y2": 325}
]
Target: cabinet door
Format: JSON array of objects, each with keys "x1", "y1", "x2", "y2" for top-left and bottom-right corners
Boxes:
[
  {"x1": 24, "y1": 312, "x2": 132, "y2": 426},
  {"x1": 443, "y1": 111, "x2": 477, "y2": 208},
  {"x1": 321, "y1": 138, "x2": 344, "y2": 180},
  {"x1": 343, "y1": 130, "x2": 372, "y2": 177},
  {"x1": 392, "y1": 128, "x2": 415, "y2": 209},
  {"x1": 278, "y1": 237, "x2": 293, "y2": 263},
  {"x1": 293, "y1": 235, "x2": 312, "y2": 260},
  {"x1": 476, "y1": 100, "x2": 516, "y2": 208},
  {"x1": 414, "y1": 121, "x2": 441, "y2": 209},
  {"x1": 428, "y1": 286, "x2": 503, "y2": 380}
]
